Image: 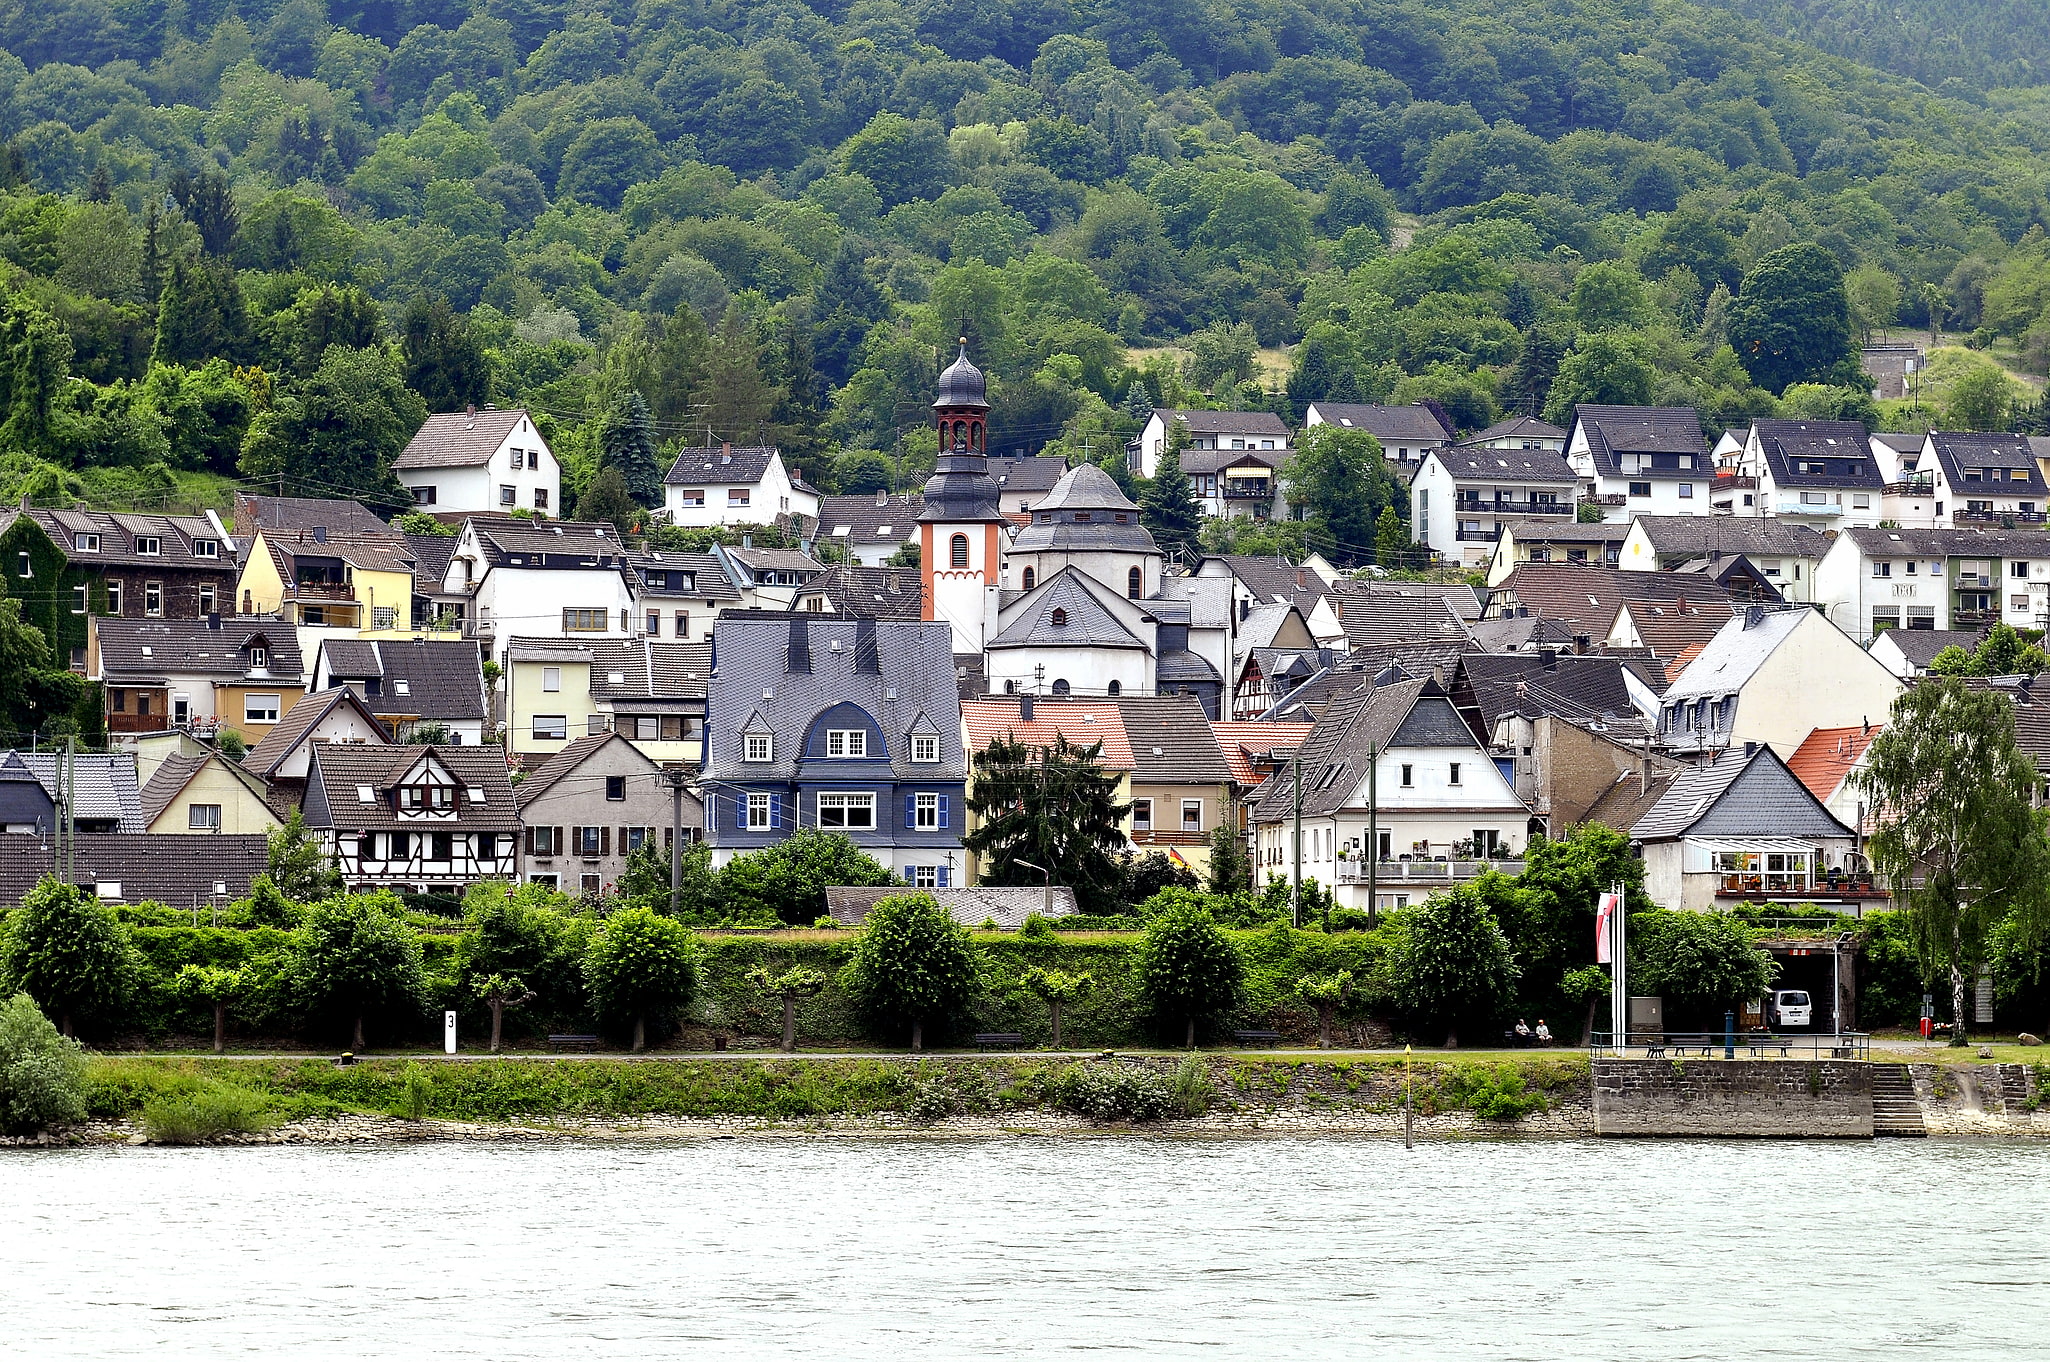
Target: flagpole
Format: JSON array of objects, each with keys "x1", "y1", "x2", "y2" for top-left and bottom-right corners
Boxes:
[
  {"x1": 1611, "y1": 880, "x2": 1627, "y2": 1054},
  {"x1": 1403, "y1": 1043, "x2": 1413, "y2": 1149}
]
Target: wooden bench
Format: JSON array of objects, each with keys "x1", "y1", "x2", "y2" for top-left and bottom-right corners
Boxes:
[
  {"x1": 1642, "y1": 1038, "x2": 1667, "y2": 1058},
  {"x1": 1232, "y1": 1029, "x2": 1282, "y2": 1045},
  {"x1": 1746, "y1": 1036, "x2": 1792, "y2": 1058},
  {"x1": 547, "y1": 1034, "x2": 601, "y2": 1052},
  {"x1": 974, "y1": 1033, "x2": 1024, "y2": 1049}
]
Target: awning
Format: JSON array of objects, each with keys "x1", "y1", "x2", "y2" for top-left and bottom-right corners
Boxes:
[{"x1": 1689, "y1": 837, "x2": 1831, "y2": 853}]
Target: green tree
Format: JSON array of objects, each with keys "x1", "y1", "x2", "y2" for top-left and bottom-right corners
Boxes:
[
  {"x1": 289, "y1": 892, "x2": 428, "y2": 1050},
  {"x1": 1206, "y1": 817, "x2": 1252, "y2": 895},
  {"x1": 841, "y1": 892, "x2": 980, "y2": 1050},
  {"x1": 267, "y1": 810, "x2": 342, "y2": 903},
  {"x1": 1845, "y1": 263, "x2": 1901, "y2": 346},
  {"x1": 173, "y1": 964, "x2": 250, "y2": 1053},
  {"x1": 0, "y1": 877, "x2": 136, "y2": 1037},
  {"x1": 1138, "y1": 421, "x2": 1204, "y2": 562},
  {"x1": 457, "y1": 880, "x2": 587, "y2": 1021},
  {"x1": 234, "y1": 873, "x2": 300, "y2": 928},
  {"x1": 401, "y1": 294, "x2": 491, "y2": 413},
  {"x1": 964, "y1": 733, "x2": 1131, "y2": 914},
  {"x1": 1630, "y1": 909, "x2": 1778, "y2": 1020},
  {"x1": 574, "y1": 465, "x2": 640, "y2": 534},
  {"x1": 599, "y1": 389, "x2": 661, "y2": 506},
  {"x1": 1544, "y1": 332, "x2": 1655, "y2": 423},
  {"x1": 1727, "y1": 243, "x2": 1856, "y2": 394},
  {"x1": 0, "y1": 992, "x2": 88, "y2": 1134},
  {"x1": 1295, "y1": 970, "x2": 1354, "y2": 1049},
  {"x1": 582, "y1": 906, "x2": 703, "y2": 1051},
  {"x1": 716, "y1": 828, "x2": 894, "y2": 926},
  {"x1": 1284, "y1": 423, "x2": 1400, "y2": 565},
  {"x1": 239, "y1": 346, "x2": 427, "y2": 509},
  {"x1": 1569, "y1": 262, "x2": 1654, "y2": 330},
  {"x1": 749, "y1": 964, "x2": 827, "y2": 1052},
  {"x1": 1021, "y1": 966, "x2": 1092, "y2": 1049},
  {"x1": 471, "y1": 973, "x2": 535, "y2": 1054},
  {"x1": 559, "y1": 117, "x2": 665, "y2": 210},
  {"x1": 1381, "y1": 882, "x2": 1519, "y2": 1047},
  {"x1": 1134, "y1": 898, "x2": 1243, "y2": 1047},
  {"x1": 1927, "y1": 623, "x2": 2048, "y2": 678},
  {"x1": 152, "y1": 258, "x2": 253, "y2": 366},
  {"x1": 1947, "y1": 366, "x2": 2016, "y2": 432},
  {"x1": 1858, "y1": 679, "x2": 2050, "y2": 1042},
  {"x1": 842, "y1": 113, "x2": 953, "y2": 208},
  {"x1": 1373, "y1": 505, "x2": 1409, "y2": 569},
  {"x1": 0, "y1": 293, "x2": 75, "y2": 460},
  {"x1": 263, "y1": 285, "x2": 384, "y2": 378},
  {"x1": 1560, "y1": 965, "x2": 1611, "y2": 1046}
]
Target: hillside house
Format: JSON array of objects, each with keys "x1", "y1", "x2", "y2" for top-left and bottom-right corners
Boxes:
[{"x1": 394, "y1": 407, "x2": 560, "y2": 517}]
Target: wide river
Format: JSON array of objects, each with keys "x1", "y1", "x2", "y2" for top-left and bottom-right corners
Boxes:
[{"x1": 4, "y1": 1136, "x2": 2045, "y2": 1359}]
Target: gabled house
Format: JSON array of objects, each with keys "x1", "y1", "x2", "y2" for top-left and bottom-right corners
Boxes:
[
  {"x1": 1461, "y1": 416, "x2": 1566, "y2": 451},
  {"x1": 1182, "y1": 445, "x2": 1285, "y2": 519},
  {"x1": 1230, "y1": 601, "x2": 1322, "y2": 718},
  {"x1": 1564, "y1": 405, "x2": 1711, "y2": 522},
  {"x1": 1247, "y1": 677, "x2": 1530, "y2": 911},
  {"x1": 986, "y1": 455, "x2": 1069, "y2": 513},
  {"x1": 986, "y1": 566, "x2": 1159, "y2": 702},
  {"x1": 662, "y1": 442, "x2": 820, "y2": 529},
  {"x1": 1813, "y1": 526, "x2": 2050, "y2": 638},
  {"x1": 242, "y1": 684, "x2": 392, "y2": 815},
  {"x1": 625, "y1": 549, "x2": 740, "y2": 642},
  {"x1": 814, "y1": 492, "x2": 925, "y2": 565},
  {"x1": 89, "y1": 614, "x2": 305, "y2": 742},
  {"x1": 138, "y1": 750, "x2": 279, "y2": 835},
  {"x1": 1725, "y1": 419, "x2": 1886, "y2": 530},
  {"x1": 1786, "y1": 723, "x2": 1882, "y2": 838},
  {"x1": 1619, "y1": 516, "x2": 1829, "y2": 603},
  {"x1": 1868, "y1": 627, "x2": 1985, "y2": 679},
  {"x1": 0, "y1": 507, "x2": 236, "y2": 670},
  {"x1": 394, "y1": 406, "x2": 560, "y2": 517},
  {"x1": 1483, "y1": 563, "x2": 1736, "y2": 666},
  {"x1": 312, "y1": 638, "x2": 488, "y2": 744},
  {"x1": 1922, "y1": 432, "x2": 2048, "y2": 528},
  {"x1": 514, "y1": 731, "x2": 701, "y2": 894},
  {"x1": 237, "y1": 527, "x2": 420, "y2": 633},
  {"x1": 1302, "y1": 402, "x2": 1454, "y2": 469},
  {"x1": 1629, "y1": 743, "x2": 1859, "y2": 911},
  {"x1": 1128, "y1": 409, "x2": 1291, "y2": 479},
  {"x1": 11, "y1": 751, "x2": 144, "y2": 832},
  {"x1": 701, "y1": 615, "x2": 969, "y2": 885},
  {"x1": 960, "y1": 692, "x2": 1135, "y2": 885},
  {"x1": 443, "y1": 517, "x2": 637, "y2": 666},
  {"x1": 1114, "y1": 695, "x2": 1238, "y2": 875},
  {"x1": 505, "y1": 635, "x2": 711, "y2": 768},
  {"x1": 1410, "y1": 444, "x2": 1579, "y2": 567},
  {"x1": 303, "y1": 743, "x2": 520, "y2": 894},
  {"x1": 1654, "y1": 605, "x2": 1901, "y2": 759},
  {"x1": 1194, "y1": 555, "x2": 1347, "y2": 647},
  {"x1": 1452, "y1": 651, "x2": 1660, "y2": 833},
  {"x1": 792, "y1": 564, "x2": 926, "y2": 619},
  {"x1": 1483, "y1": 522, "x2": 1630, "y2": 586},
  {"x1": 713, "y1": 542, "x2": 828, "y2": 610}
]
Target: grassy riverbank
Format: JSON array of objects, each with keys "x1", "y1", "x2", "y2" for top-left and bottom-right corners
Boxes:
[{"x1": 78, "y1": 1052, "x2": 1593, "y2": 1132}]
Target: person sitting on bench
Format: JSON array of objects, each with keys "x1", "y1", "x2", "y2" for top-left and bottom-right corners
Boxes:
[
  {"x1": 1533, "y1": 1019, "x2": 1552, "y2": 1045},
  {"x1": 1513, "y1": 1019, "x2": 1532, "y2": 1045}
]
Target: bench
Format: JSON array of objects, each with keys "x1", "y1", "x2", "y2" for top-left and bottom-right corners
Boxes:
[
  {"x1": 1642, "y1": 1038, "x2": 1667, "y2": 1058},
  {"x1": 974, "y1": 1033, "x2": 1024, "y2": 1049},
  {"x1": 1746, "y1": 1035, "x2": 1792, "y2": 1058},
  {"x1": 1232, "y1": 1029, "x2": 1282, "y2": 1045},
  {"x1": 547, "y1": 1033, "x2": 601, "y2": 1051}
]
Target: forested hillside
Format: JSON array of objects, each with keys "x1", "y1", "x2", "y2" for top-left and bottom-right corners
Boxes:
[
  {"x1": 1693, "y1": 0, "x2": 2050, "y2": 94},
  {"x1": 0, "y1": 0, "x2": 2044, "y2": 543}
]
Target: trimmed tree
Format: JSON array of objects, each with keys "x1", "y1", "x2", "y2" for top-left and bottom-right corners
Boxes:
[
  {"x1": 1134, "y1": 899, "x2": 1243, "y2": 1048},
  {"x1": 1857, "y1": 678, "x2": 2050, "y2": 1043},
  {"x1": 1630, "y1": 908, "x2": 1778, "y2": 1023},
  {"x1": 1021, "y1": 966, "x2": 1092, "y2": 1050},
  {"x1": 1560, "y1": 965, "x2": 1611, "y2": 1047},
  {"x1": 1295, "y1": 971, "x2": 1354, "y2": 1049},
  {"x1": 841, "y1": 892, "x2": 980, "y2": 1051},
  {"x1": 583, "y1": 908, "x2": 702, "y2": 1051},
  {"x1": 173, "y1": 964, "x2": 249, "y2": 1054},
  {"x1": 289, "y1": 892, "x2": 428, "y2": 1050},
  {"x1": 0, "y1": 992, "x2": 88, "y2": 1134},
  {"x1": 472, "y1": 974, "x2": 535, "y2": 1054},
  {"x1": 0, "y1": 876, "x2": 137, "y2": 1037},
  {"x1": 717, "y1": 828, "x2": 893, "y2": 926},
  {"x1": 1381, "y1": 883, "x2": 1519, "y2": 1048},
  {"x1": 749, "y1": 965, "x2": 828, "y2": 1052}
]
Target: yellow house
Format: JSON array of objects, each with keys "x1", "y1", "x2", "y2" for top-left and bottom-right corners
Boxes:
[
  {"x1": 237, "y1": 528, "x2": 424, "y2": 634},
  {"x1": 959, "y1": 695, "x2": 1136, "y2": 886},
  {"x1": 138, "y1": 751, "x2": 281, "y2": 835},
  {"x1": 505, "y1": 636, "x2": 711, "y2": 769}
]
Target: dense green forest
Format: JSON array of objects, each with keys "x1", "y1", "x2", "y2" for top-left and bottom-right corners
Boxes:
[
  {"x1": 0, "y1": 0, "x2": 2044, "y2": 536},
  {"x1": 1696, "y1": 0, "x2": 2050, "y2": 94}
]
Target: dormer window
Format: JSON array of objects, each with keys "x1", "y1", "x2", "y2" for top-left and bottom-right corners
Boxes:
[
  {"x1": 194, "y1": 539, "x2": 218, "y2": 558},
  {"x1": 1051, "y1": 607, "x2": 1069, "y2": 627},
  {"x1": 250, "y1": 646, "x2": 267, "y2": 668},
  {"x1": 135, "y1": 536, "x2": 161, "y2": 556},
  {"x1": 826, "y1": 729, "x2": 867, "y2": 758},
  {"x1": 745, "y1": 733, "x2": 773, "y2": 762},
  {"x1": 912, "y1": 734, "x2": 939, "y2": 763},
  {"x1": 75, "y1": 533, "x2": 99, "y2": 552}
]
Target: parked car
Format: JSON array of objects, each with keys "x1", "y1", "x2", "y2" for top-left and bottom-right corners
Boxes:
[{"x1": 1768, "y1": 990, "x2": 1813, "y2": 1028}]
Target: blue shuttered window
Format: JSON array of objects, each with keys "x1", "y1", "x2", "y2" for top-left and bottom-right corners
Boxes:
[
  {"x1": 937, "y1": 866, "x2": 950, "y2": 887},
  {"x1": 937, "y1": 795, "x2": 949, "y2": 829},
  {"x1": 904, "y1": 793, "x2": 917, "y2": 828}
]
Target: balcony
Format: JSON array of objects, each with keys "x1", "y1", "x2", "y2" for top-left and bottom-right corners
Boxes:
[
  {"x1": 1954, "y1": 508, "x2": 2047, "y2": 526},
  {"x1": 1712, "y1": 474, "x2": 1759, "y2": 490},
  {"x1": 1776, "y1": 501, "x2": 1842, "y2": 517},
  {"x1": 1131, "y1": 829, "x2": 1206, "y2": 847},
  {"x1": 1582, "y1": 494, "x2": 1627, "y2": 508},
  {"x1": 1713, "y1": 873, "x2": 1888, "y2": 903},
  {"x1": 1454, "y1": 499, "x2": 1572, "y2": 517},
  {"x1": 1335, "y1": 857, "x2": 1525, "y2": 885},
  {"x1": 1953, "y1": 608, "x2": 1996, "y2": 626},
  {"x1": 289, "y1": 580, "x2": 357, "y2": 602},
  {"x1": 1455, "y1": 528, "x2": 1501, "y2": 543},
  {"x1": 1221, "y1": 484, "x2": 1274, "y2": 500},
  {"x1": 1882, "y1": 480, "x2": 1933, "y2": 496}
]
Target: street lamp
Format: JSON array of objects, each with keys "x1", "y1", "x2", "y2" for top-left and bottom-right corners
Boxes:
[{"x1": 1016, "y1": 859, "x2": 1053, "y2": 919}]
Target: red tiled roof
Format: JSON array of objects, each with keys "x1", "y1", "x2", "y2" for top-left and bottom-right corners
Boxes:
[
  {"x1": 961, "y1": 699, "x2": 1134, "y2": 768},
  {"x1": 1786, "y1": 725, "x2": 1879, "y2": 803},
  {"x1": 1208, "y1": 721, "x2": 1313, "y2": 785}
]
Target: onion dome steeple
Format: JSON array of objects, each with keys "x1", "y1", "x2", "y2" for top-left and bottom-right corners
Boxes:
[{"x1": 919, "y1": 338, "x2": 1002, "y2": 522}]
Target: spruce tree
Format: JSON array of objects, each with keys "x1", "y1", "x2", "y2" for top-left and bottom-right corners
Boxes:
[
  {"x1": 1374, "y1": 505, "x2": 1410, "y2": 569},
  {"x1": 153, "y1": 259, "x2": 254, "y2": 366},
  {"x1": 599, "y1": 390, "x2": 662, "y2": 506},
  {"x1": 400, "y1": 294, "x2": 490, "y2": 412},
  {"x1": 1139, "y1": 421, "x2": 1203, "y2": 563}
]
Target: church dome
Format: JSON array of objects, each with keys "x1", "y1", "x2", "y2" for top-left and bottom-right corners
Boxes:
[{"x1": 933, "y1": 341, "x2": 989, "y2": 410}]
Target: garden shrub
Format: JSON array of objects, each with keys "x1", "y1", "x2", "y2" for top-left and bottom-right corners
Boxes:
[
  {"x1": 1055, "y1": 1061, "x2": 1181, "y2": 1122},
  {"x1": 0, "y1": 992, "x2": 88, "y2": 1134},
  {"x1": 1439, "y1": 1062, "x2": 1547, "y2": 1120}
]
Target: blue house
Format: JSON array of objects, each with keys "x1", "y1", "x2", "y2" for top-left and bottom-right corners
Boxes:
[{"x1": 702, "y1": 614, "x2": 969, "y2": 886}]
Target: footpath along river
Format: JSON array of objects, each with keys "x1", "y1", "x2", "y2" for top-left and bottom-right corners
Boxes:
[{"x1": 4, "y1": 1135, "x2": 2046, "y2": 1359}]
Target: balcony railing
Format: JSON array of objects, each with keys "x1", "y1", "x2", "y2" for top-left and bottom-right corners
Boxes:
[
  {"x1": 1454, "y1": 528, "x2": 1501, "y2": 543},
  {"x1": 1131, "y1": 829, "x2": 1206, "y2": 846},
  {"x1": 1954, "y1": 508, "x2": 2047, "y2": 525},
  {"x1": 1221, "y1": 484, "x2": 1274, "y2": 499},
  {"x1": 1953, "y1": 608, "x2": 1996, "y2": 625},
  {"x1": 1712, "y1": 474, "x2": 1759, "y2": 489},
  {"x1": 1582, "y1": 494, "x2": 1627, "y2": 508},
  {"x1": 1777, "y1": 501, "x2": 1842, "y2": 516},
  {"x1": 289, "y1": 580, "x2": 356, "y2": 602},
  {"x1": 1335, "y1": 857, "x2": 1525, "y2": 884},
  {"x1": 1454, "y1": 500, "x2": 1572, "y2": 516},
  {"x1": 1882, "y1": 480, "x2": 1933, "y2": 496}
]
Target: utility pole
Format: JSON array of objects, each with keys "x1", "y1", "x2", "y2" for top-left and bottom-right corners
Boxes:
[
  {"x1": 61, "y1": 735, "x2": 76, "y2": 885},
  {"x1": 1290, "y1": 743, "x2": 1303, "y2": 928},
  {"x1": 1366, "y1": 741, "x2": 1379, "y2": 926},
  {"x1": 661, "y1": 768, "x2": 690, "y2": 914}
]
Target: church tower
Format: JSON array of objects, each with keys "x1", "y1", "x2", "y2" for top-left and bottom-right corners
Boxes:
[{"x1": 919, "y1": 341, "x2": 1008, "y2": 654}]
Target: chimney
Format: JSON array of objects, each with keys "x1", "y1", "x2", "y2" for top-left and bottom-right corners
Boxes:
[
  {"x1": 1238, "y1": 597, "x2": 1249, "y2": 622},
  {"x1": 1744, "y1": 605, "x2": 1765, "y2": 629},
  {"x1": 465, "y1": 404, "x2": 475, "y2": 416},
  {"x1": 742, "y1": 531, "x2": 753, "y2": 549},
  {"x1": 1540, "y1": 648, "x2": 1557, "y2": 671},
  {"x1": 875, "y1": 488, "x2": 888, "y2": 506},
  {"x1": 1296, "y1": 569, "x2": 1306, "y2": 588},
  {"x1": 313, "y1": 526, "x2": 327, "y2": 544},
  {"x1": 1675, "y1": 593, "x2": 1687, "y2": 613},
  {"x1": 1743, "y1": 740, "x2": 1757, "y2": 758},
  {"x1": 1573, "y1": 633, "x2": 1590, "y2": 655},
  {"x1": 1861, "y1": 715, "x2": 1869, "y2": 735},
  {"x1": 1020, "y1": 691, "x2": 1034, "y2": 721}
]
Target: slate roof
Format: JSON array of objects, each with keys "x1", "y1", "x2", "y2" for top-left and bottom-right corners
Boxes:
[
  {"x1": 1426, "y1": 446, "x2": 1577, "y2": 482},
  {"x1": 21, "y1": 509, "x2": 232, "y2": 572},
  {"x1": 815, "y1": 493, "x2": 925, "y2": 549},
  {"x1": 1457, "y1": 653, "x2": 1640, "y2": 731},
  {"x1": 703, "y1": 616, "x2": 967, "y2": 781},
  {"x1": 236, "y1": 495, "x2": 390, "y2": 538},
  {"x1": 1209, "y1": 720, "x2": 1315, "y2": 786},
  {"x1": 794, "y1": 564, "x2": 925, "y2": 619},
  {"x1": 1629, "y1": 516, "x2": 1832, "y2": 563},
  {"x1": 1844, "y1": 526, "x2": 2050, "y2": 559},
  {"x1": 1030, "y1": 462, "x2": 1142, "y2": 514},
  {"x1": 0, "y1": 833, "x2": 270, "y2": 904},
  {"x1": 243, "y1": 686, "x2": 393, "y2": 777},
  {"x1": 1180, "y1": 446, "x2": 1285, "y2": 476},
  {"x1": 1465, "y1": 416, "x2": 1566, "y2": 444},
  {"x1": 394, "y1": 408, "x2": 531, "y2": 470},
  {"x1": 1307, "y1": 403, "x2": 1453, "y2": 444},
  {"x1": 987, "y1": 456, "x2": 1070, "y2": 497},
  {"x1": 628, "y1": 550, "x2": 740, "y2": 600},
  {"x1": 662, "y1": 443, "x2": 780, "y2": 485},
  {"x1": 95, "y1": 616, "x2": 303, "y2": 682},
  {"x1": 1114, "y1": 695, "x2": 1235, "y2": 784},
  {"x1": 823, "y1": 885, "x2": 1079, "y2": 929},
  {"x1": 466, "y1": 517, "x2": 629, "y2": 571},
  {"x1": 988, "y1": 569, "x2": 1147, "y2": 651},
  {"x1": 1237, "y1": 602, "x2": 1306, "y2": 655},
  {"x1": 404, "y1": 533, "x2": 457, "y2": 588},
  {"x1": 303, "y1": 743, "x2": 521, "y2": 832},
  {"x1": 318, "y1": 638, "x2": 487, "y2": 722},
  {"x1": 0, "y1": 751, "x2": 53, "y2": 827},
  {"x1": 1874, "y1": 628, "x2": 1984, "y2": 669},
  {"x1": 1630, "y1": 745, "x2": 1854, "y2": 841},
  {"x1": 1331, "y1": 591, "x2": 1473, "y2": 652},
  {"x1": 1928, "y1": 432, "x2": 2047, "y2": 492},
  {"x1": 1249, "y1": 678, "x2": 1465, "y2": 821},
  {"x1": 961, "y1": 697, "x2": 1134, "y2": 767},
  {"x1": 1487, "y1": 564, "x2": 1734, "y2": 636},
  {"x1": 1786, "y1": 724, "x2": 1880, "y2": 804},
  {"x1": 260, "y1": 526, "x2": 418, "y2": 579},
  {"x1": 14, "y1": 751, "x2": 143, "y2": 831},
  {"x1": 727, "y1": 545, "x2": 825, "y2": 575},
  {"x1": 1751, "y1": 419, "x2": 1884, "y2": 490},
  {"x1": 1570, "y1": 405, "x2": 1707, "y2": 476},
  {"x1": 1335, "y1": 580, "x2": 1482, "y2": 620},
  {"x1": 1150, "y1": 409, "x2": 1291, "y2": 439},
  {"x1": 1657, "y1": 608, "x2": 1811, "y2": 703},
  {"x1": 504, "y1": 636, "x2": 713, "y2": 700},
  {"x1": 1463, "y1": 614, "x2": 1580, "y2": 652}
]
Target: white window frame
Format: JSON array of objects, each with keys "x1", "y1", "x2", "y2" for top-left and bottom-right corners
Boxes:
[
  {"x1": 106, "y1": 581, "x2": 121, "y2": 615},
  {"x1": 744, "y1": 733, "x2": 773, "y2": 762},
  {"x1": 250, "y1": 646, "x2": 267, "y2": 669},
  {"x1": 913, "y1": 865, "x2": 938, "y2": 888},
  {"x1": 826, "y1": 729, "x2": 867, "y2": 758},
  {"x1": 144, "y1": 581, "x2": 163, "y2": 617},
  {"x1": 541, "y1": 666, "x2": 561, "y2": 692},
  {"x1": 194, "y1": 539, "x2": 218, "y2": 559},
  {"x1": 746, "y1": 792, "x2": 773, "y2": 829},
  {"x1": 244, "y1": 693, "x2": 281, "y2": 723},
  {"x1": 135, "y1": 536, "x2": 161, "y2": 556},
  {"x1": 911, "y1": 734, "x2": 939, "y2": 763},
  {"x1": 1131, "y1": 798, "x2": 1153, "y2": 830},
  {"x1": 532, "y1": 714, "x2": 568, "y2": 740},
  {"x1": 1181, "y1": 799, "x2": 1202, "y2": 832},
  {"x1": 914, "y1": 792, "x2": 939, "y2": 829},
  {"x1": 188, "y1": 803, "x2": 222, "y2": 830},
  {"x1": 74, "y1": 533, "x2": 99, "y2": 552},
  {"x1": 818, "y1": 792, "x2": 875, "y2": 830}
]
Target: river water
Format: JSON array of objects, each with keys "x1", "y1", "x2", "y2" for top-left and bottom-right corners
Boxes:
[{"x1": 4, "y1": 1136, "x2": 2045, "y2": 1359}]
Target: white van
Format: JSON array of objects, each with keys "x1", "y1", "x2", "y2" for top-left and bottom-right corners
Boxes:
[{"x1": 1770, "y1": 990, "x2": 1812, "y2": 1028}]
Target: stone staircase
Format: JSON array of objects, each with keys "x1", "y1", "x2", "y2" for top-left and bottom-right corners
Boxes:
[
  {"x1": 1871, "y1": 1063, "x2": 1926, "y2": 1137},
  {"x1": 1997, "y1": 1064, "x2": 2033, "y2": 1112}
]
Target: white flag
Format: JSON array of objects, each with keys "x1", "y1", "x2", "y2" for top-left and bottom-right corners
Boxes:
[{"x1": 1595, "y1": 891, "x2": 1620, "y2": 964}]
